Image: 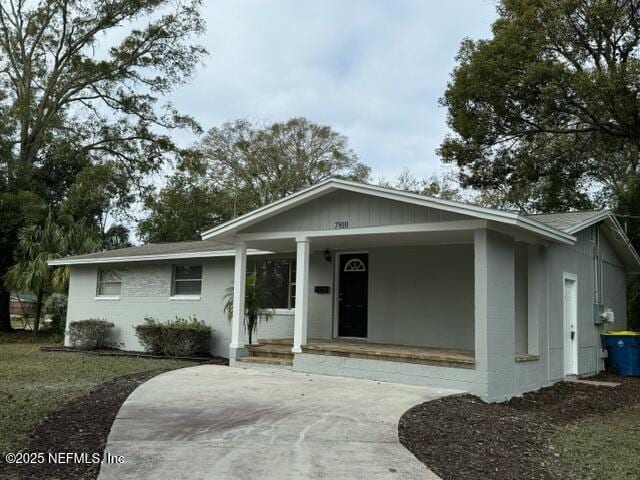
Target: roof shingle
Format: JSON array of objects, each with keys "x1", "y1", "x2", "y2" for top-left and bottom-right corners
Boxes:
[
  {"x1": 60, "y1": 240, "x2": 232, "y2": 262},
  {"x1": 524, "y1": 210, "x2": 607, "y2": 233}
]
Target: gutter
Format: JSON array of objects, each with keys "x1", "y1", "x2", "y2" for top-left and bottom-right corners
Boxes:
[{"x1": 47, "y1": 249, "x2": 273, "y2": 266}]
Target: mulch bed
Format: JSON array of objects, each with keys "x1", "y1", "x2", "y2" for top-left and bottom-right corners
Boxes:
[
  {"x1": 39, "y1": 345, "x2": 224, "y2": 363},
  {"x1": 399, "y1": 375, "x2": 640, "y2": 480},
  {"x1": 1, "y1": 357, "x2": 228, "y2": 480}
]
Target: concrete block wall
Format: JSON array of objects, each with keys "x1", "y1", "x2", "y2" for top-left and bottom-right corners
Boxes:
[
  {"x1": 65, "y1": 258, "x2": 296, "y2": 357},
  {"x1": 293, "y1": 353, "x2": 486, "y2": 395},
  {"x1": 474, "y1": 229, "x2": 517, "y2": 401}
]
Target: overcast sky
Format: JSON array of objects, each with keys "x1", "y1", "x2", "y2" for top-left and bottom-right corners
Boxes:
[{"x1": 167, "y1": 0, "x2": 497, "y2": 181}]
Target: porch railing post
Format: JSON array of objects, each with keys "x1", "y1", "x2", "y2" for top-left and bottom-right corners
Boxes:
[
  {"x1": 230, "y1": 242, "x2": 247, "y2": 364},
  {"x1": 292, "y1": 237, "x2": 311, "y2": 353}
]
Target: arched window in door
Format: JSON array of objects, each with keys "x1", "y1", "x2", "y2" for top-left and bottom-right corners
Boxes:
[{"x1": 343, "y1": 258, "x2": 366, "y2": 272}]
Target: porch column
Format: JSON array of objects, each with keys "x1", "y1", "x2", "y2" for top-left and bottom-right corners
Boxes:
[
  {"x1": 292, "y1": 237, "x2": 311, "y2": 353},
  {"x1": 474, "y1": 229, "x2": 516, "y2": 401},
  {"x1": 229, "y1": 242, "x2": 247, "y2": 364}
]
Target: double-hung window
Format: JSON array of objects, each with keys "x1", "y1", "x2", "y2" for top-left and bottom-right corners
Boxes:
[
  {"x1": 172, "y1": 265, "x2": 203, "y2": 296},
  {"x1": 97, "y1": 269, "x2": 122, "y2": 297},
  {"x1": 248, "y1": 259, "x2": 296, "y2": 309}
]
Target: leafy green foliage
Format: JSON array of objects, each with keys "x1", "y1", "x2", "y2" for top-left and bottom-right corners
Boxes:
[
  {"x1": 138, "y1": 174, "x2": 232, "y2": 243},
  {"x1": 440, "y1": 0, "x2": 640, "y2": 212},
  {"x1": 134, "y1": 316, "x2": 212, "y2": 357},
  {"x1": 4, "y1": 215, "x2": 100, "y2": 333},
  {"x1": 44, "y1": 293, "x2": 68, "y2": 335},
  {"x1": 61, "y1": 162, "x2": 136, "y2": 239},
  {"x1": 140, "y1": 117, "x2": 370, "y2": 242},
  {"x1": 0, "y1": 0, "x2": 206, "y2": 329},
  {"x1": 196, "y1": 117, "x2": 370, "y2": 212},
  {"x1": 617, "y1": 176, "x2": 640, "y2": 328},
  {"x1": 0, "y1": 0, "x2": 206, "y2": 171},
  {"x1": 378, "y1": 168, "x2": 464, "y2": 201},
  {"x1": 68, "y1": 319, "x2": 115, "y2": 350},
  {"x1": 223, "y1": 275, "x2": 274, "y2": 345}
]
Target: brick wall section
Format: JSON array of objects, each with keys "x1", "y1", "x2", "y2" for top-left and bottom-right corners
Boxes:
[{"x1": 121, "y1": 265, "x2": 172, "y2": 297}]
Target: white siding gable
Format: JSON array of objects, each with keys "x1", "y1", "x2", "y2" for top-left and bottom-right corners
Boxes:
[{"x1": 239, "y1": 189, "x2": 473, "y2": 234}]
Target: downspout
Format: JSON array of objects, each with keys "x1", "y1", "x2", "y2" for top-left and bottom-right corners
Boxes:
[
  {"x1": 592, "y1": 225, "x2": 601, "y2": 304},
  {"x1": 592, "y1": 224, "x2": 604, "y2": 372}
]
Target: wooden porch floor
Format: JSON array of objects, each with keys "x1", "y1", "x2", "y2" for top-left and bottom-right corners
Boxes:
[{"x1": 258, "y1": 338, "x2": 476, "y2": 369}]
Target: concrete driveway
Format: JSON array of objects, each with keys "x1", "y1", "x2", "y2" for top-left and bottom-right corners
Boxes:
[{"x1": 99, "y1": 365, "x2": 455, "y2": 480}]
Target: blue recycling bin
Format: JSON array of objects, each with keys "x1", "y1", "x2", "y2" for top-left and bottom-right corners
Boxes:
[{"x1": 603, "y1": 332, "x2": 640, "y2": 377}]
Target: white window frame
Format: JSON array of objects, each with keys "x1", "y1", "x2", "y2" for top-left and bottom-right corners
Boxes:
[
  {"x1": 563, "y1": 271, "x2": 579, "y2": 376},
  {"x1": 171, "y1": 265, "x2": 203, "y2": 298},
  {"x1": 96, "y1": 268, "x2": 122, "y2": 299}
]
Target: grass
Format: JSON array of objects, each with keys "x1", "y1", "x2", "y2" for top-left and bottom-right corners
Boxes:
[
  {"x1": 0, "y1": 331, "x2": 193, "y2": 454},
  {"x1": 9, "y1": 318, "x2": 32, "y2": 330},
  {"x1": 552, "y1": 406, "x2": 640, "y2": 480}
]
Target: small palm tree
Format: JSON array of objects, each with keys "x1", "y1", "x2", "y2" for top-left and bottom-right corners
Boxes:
[
  {"x1": 223, "y1": 275, "x2": 274, "y2": 345},
  {"x1": 4, "y1": 214, "x2": 100, "y2": 334}
]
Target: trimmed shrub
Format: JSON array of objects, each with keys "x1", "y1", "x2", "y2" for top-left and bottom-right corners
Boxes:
[
  {"x1": 68, "y1": 319, "x2": 114, "y2": 349},
  {"x1": 134, "y1": 316, "x2": 211, "y2": 357},
  {"x1": 45, "y1": 293, "x2": 68, "y2": 335}
]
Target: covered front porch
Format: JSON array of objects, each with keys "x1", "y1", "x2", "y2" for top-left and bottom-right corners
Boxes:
[
  {"x1": 201, "y1": 180, "x2": 562, "y2": 400},
  {"x1": 225, "y1": 224, "x2": 544, "y2": 399}
]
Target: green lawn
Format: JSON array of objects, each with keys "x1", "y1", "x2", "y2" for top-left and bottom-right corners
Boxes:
[
  {"x1": 0, "y1": 332, "x2": 192, "y2": 454},
  {"x1": 552, "y1": 406, "x2": 640, "y2": 480}
]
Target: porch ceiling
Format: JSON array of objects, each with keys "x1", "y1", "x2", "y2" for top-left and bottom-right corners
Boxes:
[{"x1": 241, "y1": 229, "x2": 475, "y2": 252}]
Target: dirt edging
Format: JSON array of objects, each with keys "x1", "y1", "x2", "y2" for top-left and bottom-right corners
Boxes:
[
  {"x1": 398, "y1": 375, "x2": 640, "y2": 480},
  {"x1": 39, "y1": 346, "x2": 218, "y2": 363}
]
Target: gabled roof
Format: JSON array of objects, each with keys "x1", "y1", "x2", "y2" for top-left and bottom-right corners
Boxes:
[
  {"x1": 201, "y1": 178, "x2": 576, "y2": 245},
  {"x1": 528, "y1": 209, "x2": 640, "y2": 272},
  {"x1": 524, "y1": 210, "x2": 610, "y2": 234},
  {"x1": 48, "y1": 178, "x2": 640, "y2": 272}
]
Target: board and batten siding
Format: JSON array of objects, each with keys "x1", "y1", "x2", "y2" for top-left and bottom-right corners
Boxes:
[
  {"x1": 544, "y1": 226, "x2": 627, "y2": 380},
  {"x1": 240, "y1": 189, "x2": 472, "y2": 234},
  {"x1": 514, "y1": 242, "x2": 529, "y2": 354},
  {"x1": 303, "y1": 244, "x2": 476, "y2": 349},
  {"x1": 366, "y1": 244, "x2": 475, "y2": 350}
]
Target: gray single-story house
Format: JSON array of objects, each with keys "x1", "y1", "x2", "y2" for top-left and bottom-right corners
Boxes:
[{"x1": 50, "y1": 178, "x2": 640, "y2": 401}]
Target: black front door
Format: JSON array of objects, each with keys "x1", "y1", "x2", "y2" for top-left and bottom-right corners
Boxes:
[{"x1": 338, "y1": 253, "x2": 368, "y2": 337}]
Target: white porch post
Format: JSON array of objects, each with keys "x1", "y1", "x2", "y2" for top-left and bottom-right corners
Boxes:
[
  {"x1": 292, "y1": 238, "x2": 311, "y2": 353},
  {"x1": 229, "y1": 242, "x2": 247, "y2": 364}
]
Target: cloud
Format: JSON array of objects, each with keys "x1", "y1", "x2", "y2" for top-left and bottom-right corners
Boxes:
[{"x1": 168, "y1": 0, "x2": 497, "y2": 179}]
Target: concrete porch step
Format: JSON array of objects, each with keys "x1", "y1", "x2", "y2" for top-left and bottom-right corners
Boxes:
[
  {"x1": 246, "y1": 343, "x2": 294, "y2": 360},
  {"x1": 236, "y1": 356, "x2": 293, "y2": 366}
]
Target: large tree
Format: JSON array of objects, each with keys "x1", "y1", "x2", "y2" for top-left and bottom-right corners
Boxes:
[
  {"x1": 378, "y1": 168, "x2": 464, "y2": 201},
  {"x1": 440, "y1": 0, "x2": 640, "y2": 212},
  {"x1": 138, "y1": 174, "x2": 232, "y2": 243},
  {"x1": 0, "y1": 0, "x2": 206, "y2": 331},
  {"x1": 61, "y1": 161, "x2": 136, "y2": 244},
  {"x1": 141, "y1": 117, "x2": 371, "y2": 241},
  {"x1": 191, "y1": 118, "x2": 370, "y2": 214}
]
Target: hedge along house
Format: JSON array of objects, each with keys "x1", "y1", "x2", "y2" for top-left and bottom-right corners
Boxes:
[{"x1": 50, "y1": 179, "x2": 640, "y2": 401}]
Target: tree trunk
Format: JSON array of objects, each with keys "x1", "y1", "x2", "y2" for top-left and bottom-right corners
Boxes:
[
  {"x1": 33, "y1": 289, "x2": 44, "y2": 336},
  {"x1": 0, "y1": 285, "x2": 11, "y2": 332},
  {"x1": 248, "y1": 317, "x2": 253, "y2": 345}
]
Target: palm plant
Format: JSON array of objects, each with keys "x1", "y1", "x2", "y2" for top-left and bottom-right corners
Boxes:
[
  {"x1": 223, "y1": 275, "x2": 274, "y2": 345},
  {"x1": 4, "y1": 214, "x2": 100, "y2": 334}
]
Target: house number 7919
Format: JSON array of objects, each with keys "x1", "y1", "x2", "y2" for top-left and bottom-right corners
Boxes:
[{"x1": 334, "y1": 220, "x2": 349, "y2": 229}]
